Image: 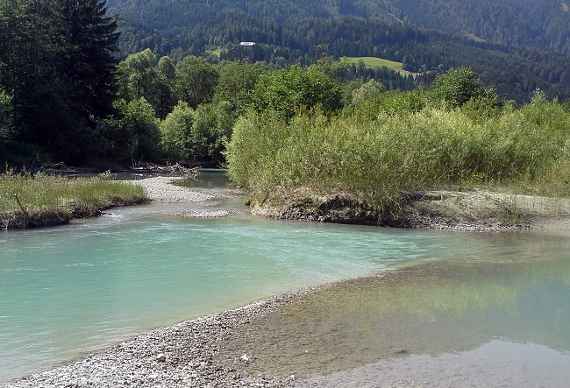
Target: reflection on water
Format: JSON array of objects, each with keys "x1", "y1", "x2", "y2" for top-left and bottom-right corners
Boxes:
[{"x1": 217, "y1": 234, "x2": 570, "y2": 386}]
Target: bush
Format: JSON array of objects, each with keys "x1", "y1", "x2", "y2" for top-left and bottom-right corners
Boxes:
[{"x1": 228, "y1": 99, "x2": 570, "y2": 209}]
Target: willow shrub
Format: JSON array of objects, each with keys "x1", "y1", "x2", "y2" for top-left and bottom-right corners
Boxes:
[{"x1": 228, "y1": 97, "x2": 569, "y2": 210}]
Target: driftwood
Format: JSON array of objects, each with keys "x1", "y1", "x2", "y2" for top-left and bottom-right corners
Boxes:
[{"x1": 131, "y1": 163, "x2": 200, "y2": 179}]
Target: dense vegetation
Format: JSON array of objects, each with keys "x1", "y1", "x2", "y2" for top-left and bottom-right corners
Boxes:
[
  {"x1": 227, "y1": 69, "x2": 570, "y2": 210},
  {"x1": 107, "y1": 0, "x2": 570, "y2": 102},
  {"x1": 2, "y1": 0, "x2": 570, "y2": 188}
]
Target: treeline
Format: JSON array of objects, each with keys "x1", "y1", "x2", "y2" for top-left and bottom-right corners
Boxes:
[
  {"x1": 3, "y1": 16, "x2": 413, "y2": 167},
  {"x1": 108, "y1": 0, "x2": 570, "y2": 55},
  {"x1": 108, "y1": 0, "x2": 570, "y2": 102}
]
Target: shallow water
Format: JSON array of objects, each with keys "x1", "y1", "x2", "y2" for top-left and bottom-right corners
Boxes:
[
  {"x1": 1, "y1": 173, "x2": 569, "y2": 384},
  {"x1": 217, "y1": 234, "x2": 570, "y2": 387}
]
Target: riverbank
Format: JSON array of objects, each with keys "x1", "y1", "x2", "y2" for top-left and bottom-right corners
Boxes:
[
  {"x1": 0, "y1": 175, "x2": 147, "y2": 231},
  {"x1": 7, "y1": 238, "x2": 570, "y2": 388},
  {"x1": 6, "y1": 291, "x2": 305, "y2": 388},
  {"x1": 250, "y1": 189, "x2": 570, "y2": 232}
]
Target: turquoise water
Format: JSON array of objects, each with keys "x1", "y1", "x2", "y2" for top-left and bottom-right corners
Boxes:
[
  {"x1": 1, "y1": 208, "x2": 461, "y2": 381},
  {"x1": 1, "y1": 177, "x2": 569, "y2": 382},
  {"x1": 219, "y1": 233, "x2": 570, "y2": 383}
]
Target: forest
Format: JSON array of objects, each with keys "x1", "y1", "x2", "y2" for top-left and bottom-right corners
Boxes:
[
  {"x1": 1, "y1": 0, "x2": 570, "y2": 174},
  {"x1": 106, "y1": 0, "x2": 570, "y2": 102}
]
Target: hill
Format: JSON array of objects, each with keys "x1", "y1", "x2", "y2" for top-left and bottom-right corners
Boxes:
[{"x1": 107, "y1": 0, "x2": 570, "y2": 101}]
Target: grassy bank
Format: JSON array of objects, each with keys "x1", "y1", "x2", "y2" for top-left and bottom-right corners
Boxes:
[
  {"x1": 0, "y1": 174, "x2": 147, "y2": 230},
  {"x1": 227, "y1": 91, "x2": 570, "y2": 225}
]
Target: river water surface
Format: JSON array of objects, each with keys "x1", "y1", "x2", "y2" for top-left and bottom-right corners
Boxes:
[{"x1": 1, "y1": 173, "x2": 569, "y2": 385}]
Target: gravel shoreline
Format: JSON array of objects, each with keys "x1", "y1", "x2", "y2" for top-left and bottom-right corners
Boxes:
[{"x1": 5, "y1": 291, "x2": 311, "y2": 388}]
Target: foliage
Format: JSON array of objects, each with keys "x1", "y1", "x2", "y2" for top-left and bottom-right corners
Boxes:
[
  {"x1": 253, "y1": 66, "x2": 343, "y2": 118},
  {"x1": 159, "y1": 100, "x2": 234, "y2": 165},
  {"x1": 160, "y1": 101, "x2": 194, "y2": 160},
  {"x1": 0, "y1": 0, "x2": 119, "y2": 163},
  {"x1": 351, "y1": 80, "x2": 384, "y2": 105},
  {"x1": 228, "y1": 90, "x2": 570, "y2": 210},
  {"x1": 190, "y1": 101, "x2": 234, "y2": 165},
  {"x1": 432, "y1": 67, "x2": 491, "y2": 108},
  {"x1": 175, "y1": 56, "x2": 219, "y2": 108},
  {"x1": 213, "y1": 62, "x2": 267, "y2": 113},
  {"x1": 102, "y1": 98, "x2": 161, "y2": 163},
  {"x1": 107, "y1": 0, "x2": 570, "y2": 102},
  {"x1": 0, "y1": 88, "x2": 13, "y2": 137}
]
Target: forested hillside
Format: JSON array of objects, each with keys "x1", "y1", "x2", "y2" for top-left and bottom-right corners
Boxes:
[{"x1": 106, "y1": 0, "x2": 570, "y2": 101}]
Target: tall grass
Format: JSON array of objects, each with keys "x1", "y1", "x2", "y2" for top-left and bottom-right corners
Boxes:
[
  {"x1": 0, "y1": 174, "x2": 146, "y2": 221},
  {"x1": 227, "y1": 95, "x2": 569, "y2": 210}
]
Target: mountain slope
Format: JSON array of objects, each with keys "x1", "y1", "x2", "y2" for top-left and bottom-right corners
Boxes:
[{"x1": 106, "y1": 0, "x2": 570, "y2": 101}]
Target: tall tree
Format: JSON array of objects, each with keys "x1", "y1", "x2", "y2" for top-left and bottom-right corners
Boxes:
[
  {"x1": 58, "y1": 0, "x2": 120, "y2": 121},
  {"x1": 0, "y1": 0, "x2": 119, "y2": 162}
]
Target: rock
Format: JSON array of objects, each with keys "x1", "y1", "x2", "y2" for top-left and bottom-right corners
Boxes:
[
  {"x1": 240, "y1": 354, "x2": 250, "y2": 362},
  {"x1": 155, "y1": 353, "x2": 167, "y2": 363}
]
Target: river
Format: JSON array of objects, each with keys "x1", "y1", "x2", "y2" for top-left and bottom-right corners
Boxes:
[{"x1": 1, "y1": 172, "x2": 569, "y2": 385}]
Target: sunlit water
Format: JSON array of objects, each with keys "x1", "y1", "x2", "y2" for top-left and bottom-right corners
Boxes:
[
  {"x1": 217, "y1": 234, "x2": 570, "y2": 387},
  {"x1": 1, "y1": 173, "x2": 569, "y2": 384}
]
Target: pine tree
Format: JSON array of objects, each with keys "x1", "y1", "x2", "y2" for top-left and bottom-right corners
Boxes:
[{"x1": 58, "y1": 0, "x2": 119, "y2": 122}]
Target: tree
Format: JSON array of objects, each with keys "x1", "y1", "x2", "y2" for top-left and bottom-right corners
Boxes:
[
  {"x1": 0, "y1": 88, "x2": 13, "y2": 138},
  {"x1": 156, "y1": 56, "x2": 177, "y2": 118},
  {"x1": 117, "y1": 49, "x2": 162, "y2": 109},
  {"x1": 160, "y1": 101, "x2": 194, "y2": 159},
  {"x1": 58, "y1": 0, "x2": 119, "y2": 120},
  {"x1": 114, "y1": 98, "x2": 161, "y2": 162},
  {"x1": 214, "y1": 62, "x2": 266, "y2": 113},
  {"x1": 432, "y1": 67, "x2": 488, "y2": 107},
  {"x1": 175, "y1": 57, "x2": 219, "y2": 108},
  {"x1": 351, "y1": 79, "x2": 384, "y2": 105},
  {"x1": 191, "y1": 101, "x2": 234, "y2": 165},
  {"x1": 253, "y1": 66, "x2": 343, "y2": 118},
  {"x1": 0, "y1": 0, "x2": 120, "y2": 163}
]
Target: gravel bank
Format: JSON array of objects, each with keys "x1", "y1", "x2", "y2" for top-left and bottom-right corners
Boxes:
[
  {"x1": 5, "y1": 293, "x2": 307, "y2": 388},
  {"x1": 135, "y1": 177, "x2": 217, "y2": 203},
  {"x1": 132, "y1": 176, "x2": 245, "y2": 218}
]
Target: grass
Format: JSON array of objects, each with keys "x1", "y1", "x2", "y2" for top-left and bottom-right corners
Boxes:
[
  {"x1": 340, "y1": 56, "x2": 415, "y2": 76},
  {"x1": 0, "y1": 174, "x2": 147, "y2": 229}
]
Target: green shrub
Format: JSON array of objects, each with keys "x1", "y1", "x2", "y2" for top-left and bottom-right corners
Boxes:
[{"x1": 228, "y1": 99, "x2": 570, "y2": 209}]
